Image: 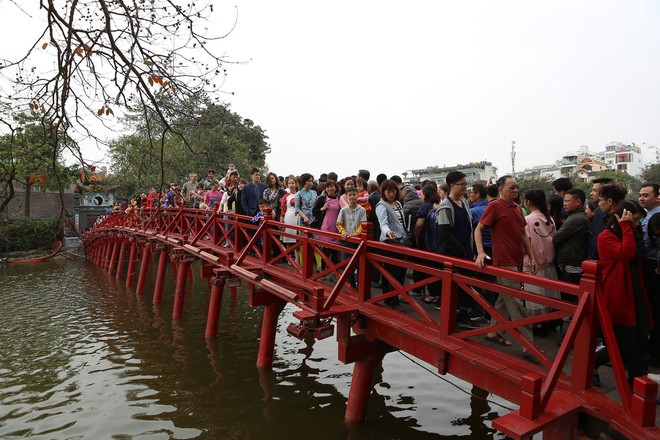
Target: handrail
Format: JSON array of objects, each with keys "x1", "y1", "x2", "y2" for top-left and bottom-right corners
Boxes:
[{"x1": 84, "y1": 204, "x2": 654, "y2": 429}]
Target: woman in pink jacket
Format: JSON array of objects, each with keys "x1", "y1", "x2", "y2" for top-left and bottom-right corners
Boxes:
[{"x1": 522, "y1": 190, "x2": 560, "y2": 336}]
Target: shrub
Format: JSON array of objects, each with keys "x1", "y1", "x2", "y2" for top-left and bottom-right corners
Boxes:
[{"x1": 0, "y1": 217, "x2": 61, "y2": 253}]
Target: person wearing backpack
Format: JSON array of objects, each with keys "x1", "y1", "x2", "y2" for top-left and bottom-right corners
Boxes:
[
  {"x1": 413, "y1": 183, "x2": 441, "y2": 304},
  {"x1": 435, "y1": 171, "x2": 479, "y2": 329}
]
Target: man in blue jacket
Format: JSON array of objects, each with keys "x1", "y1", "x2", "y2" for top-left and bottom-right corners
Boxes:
[{"x1": 241, "y1": 168, "x2": 267, "y2": 217}]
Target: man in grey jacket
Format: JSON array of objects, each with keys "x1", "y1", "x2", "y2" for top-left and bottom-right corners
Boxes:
[
  {"x1": 553, "y1": 188, "x2": 589, "y2": 286},
  {"x1": 436, "y1": 171, "x2": 478, "y2": 328}
]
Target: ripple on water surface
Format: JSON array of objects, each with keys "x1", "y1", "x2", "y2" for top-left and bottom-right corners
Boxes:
[{"x1": 1, "y1": 260, "x2": 511, "y2": 439}]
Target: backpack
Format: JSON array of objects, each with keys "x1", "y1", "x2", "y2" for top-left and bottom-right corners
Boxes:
[{"x1": 424, "y1": 207, "x2": 440, "y2": 253}]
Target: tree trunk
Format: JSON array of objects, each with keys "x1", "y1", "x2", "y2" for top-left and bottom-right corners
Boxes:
[{"x1": 24, "y1": 182, "x2": 31, "y2": 218}]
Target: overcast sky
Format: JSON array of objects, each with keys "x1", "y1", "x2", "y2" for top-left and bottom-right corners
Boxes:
[
  {"x1": 3, "y1": 1, "x2": 660, "y2": 180},
  {"x1": 217, "y1": 0, "x2": 660, "y2": 179}
]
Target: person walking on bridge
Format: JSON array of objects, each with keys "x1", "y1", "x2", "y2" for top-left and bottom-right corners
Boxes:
[{"x1": 475, "y1": 175, "x2": 537, "y2": 348}]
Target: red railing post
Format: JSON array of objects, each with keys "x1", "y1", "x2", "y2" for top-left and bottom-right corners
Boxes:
[
  {"x1": 570, "y1": 261, "x2": 600, "y2": 390},
  {"x1": 357, "y1": 221, "x2": 373, "y2": 303},
  {"x1": 262, "y1": 208, "x2": 272, "y2": 264},
  {"x1": 439, "y1": 262, "x2": 458, "y2": 339},
  {"x1": 301, "y1": 231, "x2": 314, "y2": 280},
  {"x1": 519, "y1": 373, "x2": 542, "y2": 420},
  {"x1": 631, "y1": 377, "x2": 658, "y2": 427}
]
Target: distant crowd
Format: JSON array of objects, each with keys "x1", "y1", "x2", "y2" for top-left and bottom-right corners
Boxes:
[{"x1": 105, "y1": 165, "x2": 660, "y2": 393}]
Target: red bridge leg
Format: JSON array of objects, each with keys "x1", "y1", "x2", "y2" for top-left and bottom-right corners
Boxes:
[
  {"x1": 103, "y1": 240, "x2": 113, "y2": 270},
  {"x1": 256, "y1": 298, "x2": 286, "y2": 369},
  {"x1": 108, "y1": 238, "x2": 120, "y2": 275},
  {"x1": 115, "y1": 239, "x2": 127, "y2": 280},
  {"x1": 205, "y1": 274, "x2": 226, "y2": 338},
  {"x1": 153, "y1": 247, "x2": 168, "y2": 304},
  {"x1": 125, "y1": 240, "x2": 138, "y2": 287},
  {"x1": 172, "y1": 257, "x2": 193, "y2": 318},
  {"x1": 345, "y1": 355, "x2": 383, "y2": 423},
  {"x1": 136, "y1": 244, "x2": 151, "y2": 295}
]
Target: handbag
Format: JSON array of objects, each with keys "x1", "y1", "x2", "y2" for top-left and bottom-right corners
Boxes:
[{"x1": 386, "y1": 233, "x2": 415, "y2": 247}]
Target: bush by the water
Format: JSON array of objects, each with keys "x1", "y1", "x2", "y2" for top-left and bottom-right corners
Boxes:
[{"x1": 0, "y1": 217, "x2": 61, "y2": 253}]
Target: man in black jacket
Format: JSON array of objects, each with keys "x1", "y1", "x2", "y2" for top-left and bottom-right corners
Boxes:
[
  {"x1": 587, "y1": 177, "x2": 614, "y2": 260},
  {"x1": 553, "y1": 188, "x2": 589, "y2": 286}
]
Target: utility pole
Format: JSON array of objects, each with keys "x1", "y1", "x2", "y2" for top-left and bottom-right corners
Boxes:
[{"x1": 511, "y1": 140, "x2": 516, "y2": 178}]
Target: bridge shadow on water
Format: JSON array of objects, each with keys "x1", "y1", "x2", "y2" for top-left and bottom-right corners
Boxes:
[{"x1": 86, "y1": 259, "x2": 510, "y2": 440}]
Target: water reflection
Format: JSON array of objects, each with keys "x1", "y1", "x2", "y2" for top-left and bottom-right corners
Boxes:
[{"x1": 1, "y1": 260, "x2": 512, "y2": 439}]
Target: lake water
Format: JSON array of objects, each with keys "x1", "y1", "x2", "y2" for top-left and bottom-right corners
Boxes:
[{"x1": 0, "y1": 259, "x2": 513, "y2": 439}]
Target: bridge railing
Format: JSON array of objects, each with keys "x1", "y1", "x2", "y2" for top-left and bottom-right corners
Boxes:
[{"x1": 88, "y1": 205, "x2": 655, "y2": 427}]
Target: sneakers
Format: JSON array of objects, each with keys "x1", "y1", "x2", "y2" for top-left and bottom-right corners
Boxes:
[
  {"x1": 457, "y1": 312, "x2": 480, "y2": 329},
  {"x1": 467, "y1": 309, "x2": 488, "y2": 324}
]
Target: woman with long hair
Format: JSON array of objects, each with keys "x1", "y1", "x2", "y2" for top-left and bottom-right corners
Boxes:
[
  {"x1": 263, "y1": 172, "x2": 285, "y2": 219},
  {"x1": 547, "y1": 193, "x2": 564, "y2": 230},
  {"x1": 522, "y1": 190, "x2": 560, "y2": 336},
  {"x1": 280, "y1": 177, "x2": 299, "y2": 263},
  {"x1": 593, "y1": 188, "x2": 651, "y2": 388},
  {"x1": 375, "y1": 179, "x2": 408, "y2": 308},
  {"x1": 312, "y1": 180, "x2": 341, "y2": 271}
]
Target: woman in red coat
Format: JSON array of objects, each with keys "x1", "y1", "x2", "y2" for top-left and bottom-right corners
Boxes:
[{"x1": 594, "y1": 192, "x2": 650, "y2": 388}]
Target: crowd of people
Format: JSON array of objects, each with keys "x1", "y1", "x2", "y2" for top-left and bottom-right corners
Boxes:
[{"x1": 118, "y1": 165, "x2": 659, "y2": 392}]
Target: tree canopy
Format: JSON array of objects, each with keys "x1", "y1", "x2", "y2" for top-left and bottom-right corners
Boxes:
[
  {"x1": 641, "y1": 163, "x2": 660, "y2": 184},
  {"x1": 108, "y1": 94, "x2": 269, "y2": 196},
  {"x1": 0, "y1": 111, "x2": 78, "y2": 220},
  {"x1": 0, "y1": 0, "x2": 237, "y2": 215}
]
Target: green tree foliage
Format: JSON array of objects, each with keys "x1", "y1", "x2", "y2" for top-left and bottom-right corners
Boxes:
[
  {"x1": 641, "y1": 163, "x2": 660, "y2": 184},
  {"x1": 516, "y1": 176, "x2": 554, "y2": 197},
  {"x1": 574, "y1": 170, "x2": 642, "y2": 200},
  {"x1": 0, "y1": 217, "x2": 61, "y2": 252},
  {"x1": 0, "y1": 112, "x2": 77, "y2": 220},
  {"x1": 1, "y1": 0, "x2": 235, "y2": 211},
  {"x1": 108, "y1": 94, "x2": 270, "y2": 196}
]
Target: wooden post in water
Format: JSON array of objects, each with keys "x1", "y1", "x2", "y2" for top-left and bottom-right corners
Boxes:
[
  {"x1": 125, "y1": 240, "x2": 138, "y2": 286},
  {"x1": 115, "y1": 238, "x2": 127, "y2": 280},
  {"x1": 345, "y1": 354, "x2": 382, "y2": 424},
  {"x1": 103, "y1": 239, "x2": 113, "y2": 271},
  {"x1": 205, "y1": 273, "x2": 226, "y2": 338},
  {"x1": 153, "y1": 246, "x2": 168, "y2": 304},
  {"x1": 136, "y1": 243, "x2": 151, "y2": 295},
  {"x1": 108, "y1": 238, "x2": 120, "y2": 275},
  {"x1": 172, "y1": 255, "x2": 194, "y2": 318},
  {"x1": 256, "y1": 297, "x2": 286, "y2": 369}
]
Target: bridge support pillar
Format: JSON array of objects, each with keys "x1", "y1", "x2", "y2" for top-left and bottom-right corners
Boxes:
[
  {"x1": 136, "y1": 243, "x2": 151, "y2": 294},
  {"x1": 345, "y1": 354, "x2": 383, "y2": 424},
  {"x1": 103, "y1": 239, "x2": 113, "y2": 271},
  {"x1": 125, "y1": 240, "x2": 139, "y2": 287},
  {"x1": 172, "y1": 255, "x2": 195, "y2": 318},
  {"x1": 205, "y1": 273, "x2": 226, "y2": 338},
  {"x1": 108, "y1": 238, "x2": 120, "y2": 275},
  {"x1": 153, "y1": 246, "x2": 168, "y2": 304},
  {"x1": 115, "y1": 238, "x2": 128, "y2": 280},
  {"x1": 256, "y1": 296, "x2": 286, "y2": 369}
]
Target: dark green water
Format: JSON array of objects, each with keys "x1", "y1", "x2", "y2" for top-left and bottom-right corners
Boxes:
[{"x1": 0, "y1": 259, "x2": 512, "y2": 439}]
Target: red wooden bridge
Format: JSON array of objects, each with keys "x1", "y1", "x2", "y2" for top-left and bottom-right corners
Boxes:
[{"x1": 83, "y1": 206, "x2": 659, "y2": 439}]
